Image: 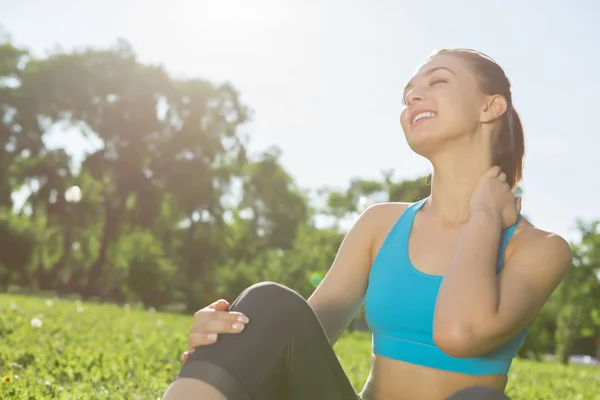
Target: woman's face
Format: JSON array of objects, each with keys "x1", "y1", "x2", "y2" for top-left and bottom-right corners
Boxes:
[{"x1": 400, "y1": 54, "x2": 485, "y2": 158}]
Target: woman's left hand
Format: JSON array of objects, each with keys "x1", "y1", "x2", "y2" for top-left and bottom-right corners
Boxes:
[{"x1": 469, "y1": 166, "x2": 521, "y2": 229}]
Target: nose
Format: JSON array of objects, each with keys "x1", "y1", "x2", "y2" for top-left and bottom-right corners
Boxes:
[{"x1": 405, "y1": 87, "x2": 426, "y2": 105}]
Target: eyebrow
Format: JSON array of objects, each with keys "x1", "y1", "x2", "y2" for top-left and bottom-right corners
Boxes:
[{"x1": 403, "y1": 66, "x2": 456, "y2": 98}]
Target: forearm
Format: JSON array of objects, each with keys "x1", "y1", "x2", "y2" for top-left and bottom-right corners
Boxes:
[
  {"x1": 435, "y1": 210, "x2": 503, "y2": 335},
  {"x1": 311, "y1": 301, "x2": 361, "y2": 345}
]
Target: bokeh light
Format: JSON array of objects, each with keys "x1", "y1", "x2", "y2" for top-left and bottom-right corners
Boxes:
[
  {"x1": 309, "y1": 271, "x2": 324, "y2": 287},
  {"x1": 65, "y1": 186, "x2": 82, "y2": 203}
]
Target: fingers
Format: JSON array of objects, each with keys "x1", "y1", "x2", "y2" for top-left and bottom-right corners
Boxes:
[
  {"x1": 193, "y1": 309, "x2": 249, "y2": 324},
  {"x1": 498, "y1": 173, "x2": 510, "y2": 191},
  {"x1": 487, "y1": 165, "x2": 502, "y2": 177},
  {"x1": 191, "y1": 318, "x2": 246, "y2": 336},
  {"x1": 491, "y1": 170, "x2": 511, "y2": 191},
  {"x1": 186, "y1": 308, "x2": 249, "y2": 353},
  {"x1": 187, "y1": 320, "x2": 246, "y2": 352},
  {"x1": 207, "y1": 299, "x2": 230, "y2": 311},
  {"x1": 188, "y1": 332, "x2": 219, "y2": 351},
  {"x1": 184, "y1": 300, "x2": 249, "y2": 357},
  {"x1": 180, "y1": 351, "x2": 191, "y2": 364}
]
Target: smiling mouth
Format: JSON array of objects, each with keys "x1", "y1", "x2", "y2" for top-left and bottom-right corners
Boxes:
[{"x1": 412, "y1": 111, "x2": 437, "y2": 126}]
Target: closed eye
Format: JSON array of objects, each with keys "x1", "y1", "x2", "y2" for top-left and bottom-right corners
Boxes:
[
  {"x1": 429, "y1": 78, "x2": 447, "y2": 86},
  {"x1": 402, "y1": 78, "x2": 449, "y2": 105},
  {"x1": 400, "y1": 78, "x2": 448, "y2": 106}
]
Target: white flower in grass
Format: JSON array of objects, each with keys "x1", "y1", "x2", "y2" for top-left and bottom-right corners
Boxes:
[
  {"x1": 30, "y1": 317, "x2": 43, "y2": 328},
  {"x1": 45, "y1": 299, "x2": 53, "y2": 307}
]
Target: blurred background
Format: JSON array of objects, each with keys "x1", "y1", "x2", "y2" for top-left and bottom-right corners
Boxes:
[{"x1": 0, "y1": 0, "x2": 599, "y2": 392}]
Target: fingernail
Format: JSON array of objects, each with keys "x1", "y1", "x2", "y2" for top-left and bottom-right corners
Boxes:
[
  {"x1": 207, "y1": 333, "x2": 217, "y2": 341},
  {"x1": 232, "y1": 322, "x2": 244, "y2": 331},
  {"x1": 237, "y1": 315, "x2": 249, "y2": 323}
]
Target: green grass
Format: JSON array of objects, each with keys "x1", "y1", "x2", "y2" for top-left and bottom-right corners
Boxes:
[{"x1": 0, "y1": 294, "x2": 598, "y2": 399}]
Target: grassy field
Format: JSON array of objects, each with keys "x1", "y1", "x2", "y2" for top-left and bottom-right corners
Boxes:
[{"x1": 0, "y1": 294, "x2": 598, "y2": 399}]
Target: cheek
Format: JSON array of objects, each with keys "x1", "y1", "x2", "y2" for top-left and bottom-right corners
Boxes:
[
  {"x1": 399, "y1": 107, "x2": 410, "y2": 132},
  {"x1": 449, "y1": 86, "x2": 482, "y2": 120},
  {"x1": 440, "y1": 92, "x2": 479, "y2": 127}
]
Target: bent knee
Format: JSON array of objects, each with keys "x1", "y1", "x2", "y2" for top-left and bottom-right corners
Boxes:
[
  {"x1": 233, "y1": 281, "x2": 314, "y2": 323},
  {"x1": 241, "y1": 281, "x2": 308, "y2": 309}
]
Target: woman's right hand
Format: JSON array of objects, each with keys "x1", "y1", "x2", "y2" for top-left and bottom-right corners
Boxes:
[{"x1": 179, "y1": 299, "x2": 250, "y2": 364}]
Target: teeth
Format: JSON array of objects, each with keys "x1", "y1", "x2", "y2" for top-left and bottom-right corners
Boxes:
[{"x1": 412, "y1": 111, "x2": 436, "y2": 124}]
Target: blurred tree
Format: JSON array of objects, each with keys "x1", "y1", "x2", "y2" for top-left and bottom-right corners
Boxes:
[
  {"x1": 553, "y1": 221, "x2": 600, "y2": 364},
  {"x1": 0, "y1": 35, "x2": 597, "y2": 363}
]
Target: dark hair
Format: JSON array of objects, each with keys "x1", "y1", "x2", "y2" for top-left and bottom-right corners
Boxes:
[{"x1": 427, "y1": 48, "x2": 525, "y2": 189}]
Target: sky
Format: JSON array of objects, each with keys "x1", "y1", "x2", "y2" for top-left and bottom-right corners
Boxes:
[{"x1": 1, "y1": 0, "x2": 599, "y2": 242}]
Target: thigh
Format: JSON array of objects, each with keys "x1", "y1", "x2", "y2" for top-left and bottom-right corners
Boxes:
[
  {"x1": 179, "y1": 282, "x2": 359, "y2": 400},
  {"x1": 227, "y1": 282, "x2": 359, "y2": 400},
  {"x1": 284, "y1": 320, "x2": 360, "y2": 400},
  {"x1": 237, "y1": 283, "x2": 358, "y2": 400}
]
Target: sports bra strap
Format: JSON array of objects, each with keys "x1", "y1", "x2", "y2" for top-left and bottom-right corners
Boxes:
[
  {"x1": 496, "y1": 215, "x2": 521, "y2": 272},
  {"x1": 407, "y1": 196, "x2": 519, "y2": 273}
]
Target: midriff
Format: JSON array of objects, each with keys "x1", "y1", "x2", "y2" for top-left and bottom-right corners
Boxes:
[{"x1": 359, "y1": 354, "x2": 508, "y2": 400}]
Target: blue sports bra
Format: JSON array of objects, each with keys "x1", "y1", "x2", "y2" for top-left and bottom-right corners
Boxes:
[{"x1": 364, "y1": 198, "x2": 528, "y2": 376}]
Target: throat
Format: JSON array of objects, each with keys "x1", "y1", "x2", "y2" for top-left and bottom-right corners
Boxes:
[
  {"x1": 420, "y1": 191, "x2": 472, "y2": 227},
  {"x1": 427, "y1": 146, "x2": 494, "y2": 226}
]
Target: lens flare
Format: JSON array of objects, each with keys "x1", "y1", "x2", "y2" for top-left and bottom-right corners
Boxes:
[{"x1": 309, "y1": 272, "x2": 324, "y2": 287}]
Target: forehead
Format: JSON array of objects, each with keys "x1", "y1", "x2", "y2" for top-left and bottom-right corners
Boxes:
[
  {"x1": 404, "y1": 54, "x2": 470, "y2": 91},
  {"x1": 413, "y1": 54, "x2": 466, "y2": 79}
]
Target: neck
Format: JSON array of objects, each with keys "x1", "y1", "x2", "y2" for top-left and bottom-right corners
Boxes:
[{"x1": 426, "y1": 150, "x2": 493, "y2": 226}]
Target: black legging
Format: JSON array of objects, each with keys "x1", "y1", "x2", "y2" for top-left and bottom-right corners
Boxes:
[{"x1": 174, "y1": 282, "x2": 511, "y2": 400}]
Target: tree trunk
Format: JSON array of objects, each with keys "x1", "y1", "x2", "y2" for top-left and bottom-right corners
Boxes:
[
  {"x1": 83, "y1": 202, "x2": 123, "y2": 297},
  {"x1": 39, "y1": 226, "x2": 72, "y2": 290}
]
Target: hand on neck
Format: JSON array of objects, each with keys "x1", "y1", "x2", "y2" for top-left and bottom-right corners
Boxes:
[{"x1": 426, "y1": 148, "x2": 494, "y2": 226}]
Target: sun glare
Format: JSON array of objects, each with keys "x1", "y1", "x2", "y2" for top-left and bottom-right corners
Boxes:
[
  {"x1": 155, "y1": 0, "x2": 289, "y2": 63},
  {"x1": 182, "y1": 0, "x2": 282, "y2": 34}
]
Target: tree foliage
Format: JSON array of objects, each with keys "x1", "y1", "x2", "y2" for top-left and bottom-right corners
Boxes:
[{"x1": 0, "y1": 37, "x2": 597, "y2": 363}]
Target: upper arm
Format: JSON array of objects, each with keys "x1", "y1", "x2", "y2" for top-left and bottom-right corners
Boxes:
[
  {"x1": 308, "y1": 203, "x2": 398, "y2": 344},
  {"x1": 477, "y1": 229, "x2": 573, "y2": 346}
]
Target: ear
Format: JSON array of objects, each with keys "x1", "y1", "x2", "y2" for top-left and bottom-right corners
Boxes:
[{"x1": 480, "y1": 95, "x2": 508, "y2": 123}]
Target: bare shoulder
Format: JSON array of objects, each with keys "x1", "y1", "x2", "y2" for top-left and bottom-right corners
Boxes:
[
  {"x1": 361, "y1": 201, "x2": 411, "y2": 230},
  {"x1": 508, "y1": 217, "x2": 573, "y2": 276},
  {"x1": 361, "y1": 201, "x2": 413, "y2": 261},
  {"x1": 362, "y1": 201, "x2": 411, "y2": 219}
]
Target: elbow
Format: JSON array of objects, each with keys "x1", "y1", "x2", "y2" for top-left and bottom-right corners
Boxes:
[{"x1": 433, "y1": 324, "x2": 481, "y2": 358}]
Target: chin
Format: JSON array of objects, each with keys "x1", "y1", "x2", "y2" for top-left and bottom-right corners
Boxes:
[{"x1": 405, "y1": 129, "x2": 440, "y2": 157}]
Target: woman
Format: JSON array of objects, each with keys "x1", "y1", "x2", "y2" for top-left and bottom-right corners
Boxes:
[{"x1": 161, "y1": 49, "x2": 572, "y2": 400}]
